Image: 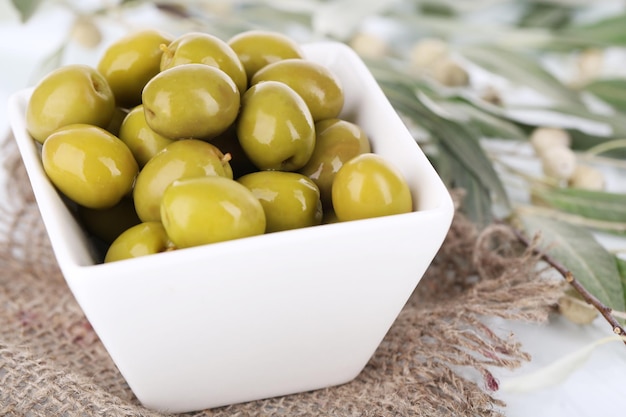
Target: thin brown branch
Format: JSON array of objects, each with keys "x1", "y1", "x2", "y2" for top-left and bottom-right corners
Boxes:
[{"x1": 506, "y1": 223, "x2": 626, "y2": 345}]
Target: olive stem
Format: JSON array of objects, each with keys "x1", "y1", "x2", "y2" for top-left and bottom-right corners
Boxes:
[
  {"x1": 502, "y1": 220, "x2": 626, "y2": 346},
  {"x1": 221, "y1": 152, "x2": 232, "y2": 164}
]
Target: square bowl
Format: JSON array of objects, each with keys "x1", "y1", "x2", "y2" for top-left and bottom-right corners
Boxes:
[{"x1": 8, "y1": 41, "x2": 454, "y2": 413}]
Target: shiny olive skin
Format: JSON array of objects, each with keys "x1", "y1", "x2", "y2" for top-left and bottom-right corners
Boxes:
[
  {"x1": 26, "y1": 64, "x2": 115, "y2": 144},
  {"x1": 77, "y1": 196, "x2": 141, "y2": 244},
  {"x1": 238, "y1": 171, "x2": 322, "y2": 233},
  {"x1": 237, "y1": 81, "x2": 315, "y2": 171},
  {"x1": 160, "y1": 31, "x2": 248, "y2": 95},
  {"x1": 227, "y1": 30, "x2": 304, "y2": 81},
  {"x1": 331, "y1": 153, "x2": 413, "y2": 221},
  {"x1": 104, "y1": 222, "x2": 173, "y2": 263},
  {"x1": 118, "y1": 104, "x2": 175, "y2": 167},
  {"x1": 251, "y1": 59, "x2": 344, "y2": 121},
  {"x1": 42, "y1": 124, "x2": 138, "y2": 209},
  {"x1": 133, "y1": 139, "x2": 233, "y2": 222},
  {"x1": 97, "y1": 29, "x2": 174, "y2": 108},
  {"x1": 161, "y1": 176, "x2": 266, "y2": 248},
  {"x1": 142, "y1": 64, "x2": 240, "y2": 140},
  {"x1": 299, "y1": 118, "x2": 370, "y2": 208}
]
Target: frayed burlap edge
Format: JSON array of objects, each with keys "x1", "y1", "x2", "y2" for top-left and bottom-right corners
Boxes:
[{"x1": 0, "y1": 133, "x2": 565, "y2": 417}]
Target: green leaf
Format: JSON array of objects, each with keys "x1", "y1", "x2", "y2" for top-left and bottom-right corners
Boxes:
[
  {"x1": 616, "y1": 256, "x2": 626, "y2": 308},
  {"x1": 10, "y1": 0, "x2": 43, "y2": 22},
  {"x1": 582, "y1": 78, "x2": 626, "y2": 113},
  {"x1": 518, "y1": 212, "x2": 626, "y2": 313},
  {"x1": 484, "y1": 102, "x2": 626, "y2": 138},
  {"x1": 501, "y1": 335, "x2": 625, "y2": 393},
  {"x1": 448, "y1": 150, "x2": 494, "y2": 228},
  {"x1": 558, "y1": 13, "x2": 626, "y2": 46},
  {"x1": 531, "y1": 186, "x2": 626, "y2": 223},
  {"x1": 570, "y1": 130, "x2": 626, "y2": 158},
  {"x1": 425, "y1": 99, "x2": 528, "y2": 141},
  {"x1": 517, "y1": 2, "x2": 573, "y2": 29},
  {"x1": 457, "y1": 44, "x2": 583, "y2": 108}
]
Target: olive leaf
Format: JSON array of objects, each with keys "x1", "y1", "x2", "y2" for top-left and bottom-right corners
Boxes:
[
  {"x1": 531, "y1": 186, "x2": 626, "y2": 224},
  {"x1": 518, "y1": 211, "x2": 626, "y2": 313},
  {"x1": 10, "y1": 0, "x2": 43, "y2": 22},
  {"x1": 617, "y1": 256, "x2": 626, "y2": 307},
  {"x1": 517, "y1": 1, "x2": 573, "y2": 29},
  {"x1": 557, "y1": 12, "x2": 626, "y2": 46},
  {"x1": 456, "y1": 44, "x2": 584, "y2": 108},
  {"x1": 500, "y1": 335, "x2": 625, "y2": 393},
  {"x1": 479, "y1": 102, "x2": 626, "y2": 138},
  {"x1": 424, "y1": 99, "x2": 528, "y2": 141},
  {"x1": 581, "y1": 79, "x2": 626, "y2": 113},
  {"x1": 569, "y1": 131, "x2": 626, "y2": 158}
]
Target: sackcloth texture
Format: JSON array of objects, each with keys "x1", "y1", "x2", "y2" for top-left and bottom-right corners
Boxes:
[{"x1": 0, "y1": 132, "x2": 565, "y2": 417}]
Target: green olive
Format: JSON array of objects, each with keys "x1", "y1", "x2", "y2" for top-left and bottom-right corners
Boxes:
[
  {"x1": 227, "y1": 30, "x2": 304, "y2": 81},
  {"x1": 251, "y1": 59, "x2": 344, "y2": 121},
  {"x1": 237, "y1": 81, "x2": 315, "y2": 171},
  {"x1": 104, "y1": 222, "x2": 173, "y2": 263},
  {"x1": 42, "y1": 124, "x2": 138, "y2": 209},
  {"x1": 299, "y1": 118, "x2": 370, "y2": 208},
  {"x1": 331, "y1": 153, "x2": 413, "y2": 221},
  {"x1": 97, "y1": 29, "x2": 174, "y2": 108},
  {"x1": 161, "y1": 176, "x2": 266, "y2": 248},
  {"x1": 118, "y1": 104, "x2": 175, "y2": 167},
  {"x1": 77, "y1": 197, "x2": 141, "y2": 244},
  {"x1": 142, "y1": 63, "x2": 240, "y2": 140},
  {"x1": 160, "y1": 31, "x2": 247, "y2": 95},
  {"x1": 133, "y1": 139, "x2": 233, "y2": 222},
  {"x1": 238, "y1": 171, "x2": 322, "y2": 233},
  {"x1": 26, "y1": 64, "x2": 115, "y2": 144}
]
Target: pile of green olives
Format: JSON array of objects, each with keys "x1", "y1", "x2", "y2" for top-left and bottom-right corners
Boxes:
[{"x1": 25, "y1": 29, "x2": 415, "y2": 263}]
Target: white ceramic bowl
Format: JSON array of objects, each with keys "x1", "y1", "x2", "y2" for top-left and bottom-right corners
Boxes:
[{"x1": 9, "y1": 41, "x2": 454, "y2": 413}]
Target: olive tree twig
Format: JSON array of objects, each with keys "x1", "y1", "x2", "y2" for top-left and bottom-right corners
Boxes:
[{"x1": 506, "y1": 223, "x2": 626, "y2": 346}]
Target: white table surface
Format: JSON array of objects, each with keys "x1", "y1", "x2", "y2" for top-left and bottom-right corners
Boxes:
[{"x1": 1, "y1": 2, "x2": 625, "y2": 416}]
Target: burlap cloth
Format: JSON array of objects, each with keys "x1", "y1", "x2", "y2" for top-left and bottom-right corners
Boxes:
[{"x1": 0, "y1": 133, "x2": 565, "y2": 416}]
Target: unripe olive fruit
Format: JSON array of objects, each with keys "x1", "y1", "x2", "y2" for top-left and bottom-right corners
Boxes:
[
  {"x1": 251, "y1": 59, "x2": 344, "y2": 121},
  {"x1": 26, "y1": 64, "x2": 115, "y2": 143},
  {"x1": 142, "y1": 63, "x2": 240, "y2": 140},
  {"x1": 227, "y1": 30, "x2": 304, "y2": 80},
  {"x1": 161, "y1": 176, "x2": 266, "y2": 248},
  {"x1": 118, "y1": 104, "x2": 175, "y2": 167},
  {"x1": 104, "y1": 222, "x2": 173, "y2": 263},
  {"x1": 237, "y1": 81, "x2": 315, "y2": 171},
  {"x1": 97, "y1": 29, "x2": 174, "y2": 108},
  {"x1": 77, "y1": 197, "x2": 141, "y2": 244},
  {"x1": 299, "y1": 118, "x2": 371, "y2": 208},
  {"x1": 238, "y1": 171, "x2": 323, "y2": 233},
  {"x1": 160, "y1": 31, "x2": 248, "y2": 95},
  {"x1": 133, "y1": 139, "x2": 233, "y2": 223},
  {"x1": 331, "y1": 153, "x2": 413, "y2": 221},
  {"x1": 42, "y1": 124, "x2": 138, "y2": 209}
]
